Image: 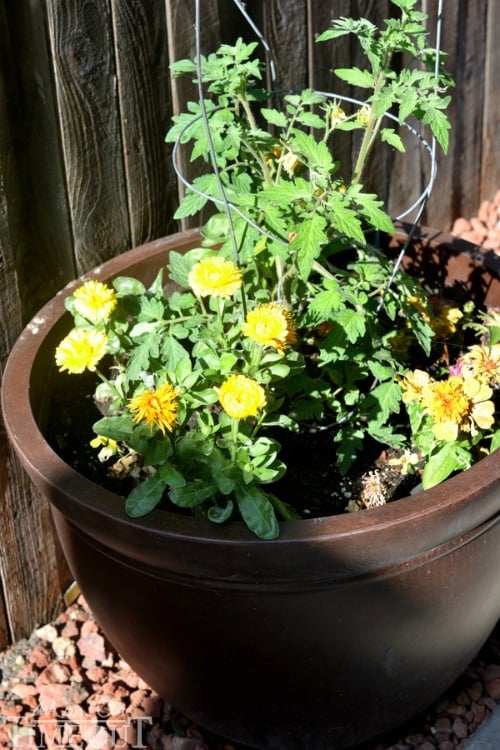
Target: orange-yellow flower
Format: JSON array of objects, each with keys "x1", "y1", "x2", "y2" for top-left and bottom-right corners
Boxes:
[
  {"x1": 242, "y1": 303, "x2": 297, "y2": 354},
  {"x1": 55, "y1": 328, "x2": 108, "y2": 374},
  {"x1": 73, "y1": 280, "x2": 117, "y2": 323},
  {"x1": 421, "y1": 375, "x2": 495, "y2": 442},
  {"x1": 218, "y1": 374, "x2": 267, "y2": 419},
  {"x1": 188, "y1": 257, "x2": 242, "y2": 298},
  {"x1": 129, "y1": 383, "x2": 179, "y2": 435}
]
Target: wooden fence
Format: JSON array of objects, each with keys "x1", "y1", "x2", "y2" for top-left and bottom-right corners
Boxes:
[{"x1": 0, "y1": 0, "x2": 499, "y2": 648}]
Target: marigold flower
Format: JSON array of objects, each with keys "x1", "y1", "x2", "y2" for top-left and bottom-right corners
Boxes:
[
  {"x1": 55, "y1": 328, "x2": 108, "y2": 374},
  {"x1": 421, "y1": 375, "x2": 495, "y2": 442},
  {"x1": 460, "y1": 344, "x2": 500, "y2": 386},
  {"x1": 218, "y1": 374, "x2": 267, "y2": 419},
  {"x1": 73, "y1": 280, "x2": 117, "y2": 323},
  {"x1": 242, "y1": 303, "x2": 297, "y2": 354},
  {"x1": 188, "y1": 257, "x2": 242, "y2": 298},
  {"x1": 129, "y1": 383, "x2": 179, "y2": 435},
  {"x1": 399, "y1": 369, "x2": 431, "y2": 404}
]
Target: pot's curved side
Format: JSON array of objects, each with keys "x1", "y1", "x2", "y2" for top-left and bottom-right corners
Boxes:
[
  {"x1": 2, "y1": 227, "x2": 500, "y2": 750},
  {"x1": 51, "y1": 504, "x2": 500, "y2": 750}
]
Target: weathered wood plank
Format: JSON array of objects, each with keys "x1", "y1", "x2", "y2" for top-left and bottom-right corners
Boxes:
[
  {"x1": 480, "y1": 0, "x2": 500, "y2": 204},
  {"x1": 0, "y1": 1, "x2": 75, "y2": 321},
  {"x1": 45, "y1": 0, "x2": 131, "y2": 273},
  {"x1": 0, "y1": 0, "x2": 72, "y2": 647},
  {"x1": 110, "y1": 0, "x2": 178, "y2": 245},
  {"x1": 262, "y1": 0, "x2": 308, "y2": 92}
]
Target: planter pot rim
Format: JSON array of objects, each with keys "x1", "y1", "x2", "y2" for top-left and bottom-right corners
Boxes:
[{"x1": 2, "y1": 227, "x2": 499, "y2": 583}]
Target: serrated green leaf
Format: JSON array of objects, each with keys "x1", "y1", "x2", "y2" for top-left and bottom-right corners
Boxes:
[
  {"x1": 290, "y1": 214, "x2": 328, "y2": 280},
  {"x1": 381, "y1": 128, "x2": 405, "y2": 152},
  {"x1": 335, "y1": 309, "x2": 366, "y2": 343},
  {"x1": 335, "y1": 67, "x2": 374, "y2": 88},
  {"x1": 260, "y1": 108, "x2": 288, "y2": 128}
]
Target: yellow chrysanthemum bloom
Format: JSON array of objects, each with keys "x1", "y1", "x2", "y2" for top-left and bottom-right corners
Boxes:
[
  {"x1": 73, "y1": 280, "x2": 117, "y2": 323},
  {"x1": 461, "y1": 344, "x2": 500, "y2": 386},
  {"x1": 129, "y1": 383, "x2": 179, "y2": 435},
  {"x1": 399, "y1": 369, "x2": 431, "y2": 404},
  {"x1": 188, "y1": 257, "x2": 242, "y2": 298},
  {"x1": 218, "y1": 374, "x2": 267, "y2": 420},
  {"x1": 55, "y1": 328, "x2": 108, "y2": 374},
  {"x1": 242, "y1": 303, "x2": 297, "y2": 354}
]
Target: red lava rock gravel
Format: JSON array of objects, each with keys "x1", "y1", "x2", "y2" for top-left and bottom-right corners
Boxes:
[
  {"x1": 0, "y1": 595, "x2": 499, "y2": 750},
  {"x1": 1, "y1": 195, "x2": 499, "y2": 750}
]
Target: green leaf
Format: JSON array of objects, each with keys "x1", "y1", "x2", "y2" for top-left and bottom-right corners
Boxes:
[
  {"x1": 335, "y1": 309, "x2": 366, "y2": 343},
  {"x1": 381, "y1": 128, "x2": 405, "y2": 152},
  {"x1": 260, "y1": 108, "x2": 288, "y2": 128},
  {"x1": 113, "y1": 276, "x2": 146, "y2": 296},
  {"x1": 234, "y1": 483, "x2": 279, "y2": 539},
  {"x1": 158, "y1": 462, "x2": 186, "y2": 488},
  {"x1": 207, "y1": 499, "x2": 234, "y2": 524},
  {"x1": 126, "y1": 476, "x2": 167, "y2": 517},
  {"x1": 422, "y1": 444, "x2": 471, "y2": 489},
  {"x1": 291, "y1": 214, "x2": 328, "y2": 280},
  {"x1": 169, "y1": 480, "x2": 219, "y2": 507},
  {"x1": 335, "y1": 67, "x2": 374, "y2": 88}
]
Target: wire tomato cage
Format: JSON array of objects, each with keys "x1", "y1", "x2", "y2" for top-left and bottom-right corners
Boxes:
[{"x1": 171, "y1": 0, "x2": 445, "y2": 287}]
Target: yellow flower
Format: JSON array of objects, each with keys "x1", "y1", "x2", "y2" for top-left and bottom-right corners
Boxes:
[
  {"x1": 356, "y1": 105, "x2": 370, "y2": 126},
  {"x1": 90, "y1": 435, "x2": 119, "y2": 462},
  {"x1": 278, "y1": 148, "x2": 300, "y2": 176},
  {"x1": 399, "y1": 369, "x2": 431, "y2": 404},
  {"x1": 242, "y1": 303, "x2": 297, "y2": 354},
  {"x1": 329, "y1": 102, "x2": 346, "y2": 126},
  {"x1": 188, "y1": 257, "x2": 242, "y2": 298},
  {"x1": 129, "y1": 383, "x2": 179, "y2": 435},
  {"x1": 73, "y1": 280, "x2": 117, "y2": 323},
  {"x1": 388, "y1": 450, "x2": 420, "y2": 475},
  {"x1": 421, "y1": 375, "x2": 495, "y2": 441},
  {"x1": 55, "y1": 328, "x2": 108, "y2": 373},
  {"x1": 461, "y1": 344, "x2": 500, "y2": 386},
  {"x1": 431, "y1": 304, "x2": 463, "y2": 337},
  {"x1": 462, "y1": 376, "x2": 495, "y2": 432},
  {"x1": 218, "y1": 374, "x2": 267, "y2": 419}
]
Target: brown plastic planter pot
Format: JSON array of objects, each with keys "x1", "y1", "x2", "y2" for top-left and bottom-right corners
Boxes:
[{"x1": 2, "y1": 226, "x2": 500, "y2": 750}]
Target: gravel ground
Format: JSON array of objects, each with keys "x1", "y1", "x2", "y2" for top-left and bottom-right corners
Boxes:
[{"x1": 1, "y1": 193, "x2": 499, "y2": 750}]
